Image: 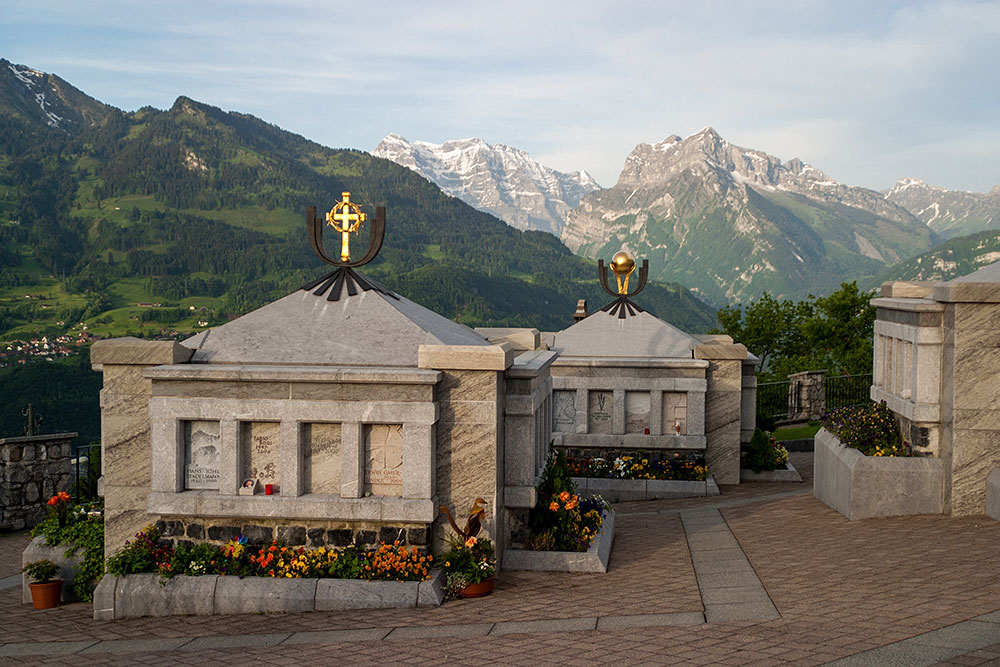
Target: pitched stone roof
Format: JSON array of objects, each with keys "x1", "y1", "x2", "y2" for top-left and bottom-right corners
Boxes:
[
  {"x1": 550, "y1": 307, "x2": 699, "y2": 359},
  {"x1": 181, "y1": 279, "x2": 488, "y2": 367}
]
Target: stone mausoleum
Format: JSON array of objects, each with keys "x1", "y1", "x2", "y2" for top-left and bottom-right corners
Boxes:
[
  {"x1": 91, "y1": 194, "x2": 756, "y2": 559},
  {"x1": 872, "y1": 263, "x2": 1000, "y2": 515}
]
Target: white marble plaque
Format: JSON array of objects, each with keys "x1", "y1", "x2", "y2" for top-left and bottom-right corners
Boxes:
[
  {"x1": 553, "y1": 391, "x2": 577, "y2": 433},
  {"x1": 625, "y1": 391, "x2": 650, "y2": 434},
  {"x1": 243, "y1": 421, "x2": 280, "y2": 491},
  {"x1": 662, "y1": 392, "x2": 688, "y2": 435},
  {"x1": 184, "y1": 420, "x2": 220, "y2": 490},
  {"x1": 588, "y1": 391, "x2": 614, "y2": 434},
  {"x1": 303, "y1": 423, "x2": 341, "y2": 495},
  {"x1": 365, "y1": 424, "x2": 403, "y2": 497}
]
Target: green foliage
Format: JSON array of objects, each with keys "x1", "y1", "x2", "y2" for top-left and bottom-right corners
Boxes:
[
  {"x1": 439, "y1": 536, "x2": 496, "y2": 597},
  {"x1": 529, "y1": 445, "x2": 576, "y2": 529},
  {"x1": 31, "y1": 496, "x2": 105, "y2": 601},
  {"x1": 824, "y1": 401, "x2": 909, "y2": 457},
  {"x1": 715, "y1": 281, "x2": 876, "y2": 380},
  {"x1": 0, "y1": 353, "x2": 101, "y2": 448},
  {"x1": 746, "y1": 428, "x2": 789, "y2": 473},
  {"x1": 106, "y1": 525, "x2": 173, "y2": 576},
  {"x1": 167, "y1": 542, "x2": 222, "y2": 577},
  {"x1": 22, "y1": 559, "x2": 60, "y2": 583}
]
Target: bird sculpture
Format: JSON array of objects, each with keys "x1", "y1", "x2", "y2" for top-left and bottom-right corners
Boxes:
[{"x1": 439, "y1": 497, "x2": 487, "y2": 542}]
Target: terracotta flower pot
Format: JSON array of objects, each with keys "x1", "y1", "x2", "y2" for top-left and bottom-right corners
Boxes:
[
  {"x1": 460, "y1": 576, "x2": 495, "y2": 598},
  {"x1": 29, "y1": 580, "x2": 63, "y2": 609}
]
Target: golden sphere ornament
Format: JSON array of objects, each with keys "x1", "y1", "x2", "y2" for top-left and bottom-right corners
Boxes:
[{"x1": 610, "y1": 251, "x2": 636, "y2": 276}]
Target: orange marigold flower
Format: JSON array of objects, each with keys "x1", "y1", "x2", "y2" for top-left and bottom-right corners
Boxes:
[
  {"x1": 559, "y1": 491, "x2": 570, "y2": 502},
  {"x1": 465, "y1": 536, "x2": 477, "y2": 548},
  {"x1": 549, "y1": 501, "x2": 559, "y2": 511},
  {"x1": 565, "y1": 500, "x2": 578, "y2": 510},
  {"x1": 57, "y1": 491, "x2": 71, "y2": 501},
  {"x1": 47, "y1": 496, "x2": 59, "y2": 506}
]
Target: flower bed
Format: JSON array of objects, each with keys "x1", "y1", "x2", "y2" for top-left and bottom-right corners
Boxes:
[
  {"x1": 94, "y1": 525, "x2": 442, "y2": 618},
  {"x1": 503, "y1": 508, "x2": 615, "y2": 573},
  {"x1": 813, "y1": 427, "x2": 944, "y2": 520},
  {"x1": 564, "y1": 452, "x2": 716, "y2": 501}
]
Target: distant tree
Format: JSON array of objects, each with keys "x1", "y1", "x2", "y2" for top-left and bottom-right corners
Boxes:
[{"x1": 715, "y1": 282, "x2": 875, "y2": 380}]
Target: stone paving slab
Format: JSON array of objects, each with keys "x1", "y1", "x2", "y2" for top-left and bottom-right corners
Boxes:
[
  {"x1": 822, "y1": 642, "x2": 960, "y2": 666},
  {"x1": 282, "y1": 628, "x2": 392, "y2": 644},
  {"x1": 595, "y1": 612, "x2": 704, "y2": 630},
  {"x1": 180, "y1": 632, "x2": 293, "y2": 650},
  {"x1": 491, "y1": 617, "x2": 598, "y2": 635},
  {"x1": 0, "y1": 640, "x2": 98, "y2": 657},
  {"x1": 78, "y1": 637, "x2": 191, "y2": 654},
  {"x1": 385, "y1": 622, "x2": 494, "y2": 639}
]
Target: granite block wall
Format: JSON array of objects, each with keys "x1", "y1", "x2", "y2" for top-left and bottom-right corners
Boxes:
[
  {"x1": 699, "y1": 355, "x2": 744, "y2": 485},
  {"x1": 0, "y1": 433, "x2": 74, "y2": 530}
]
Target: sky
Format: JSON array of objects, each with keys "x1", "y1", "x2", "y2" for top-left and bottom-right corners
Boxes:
[{"x1": 2, "y1": 1, "x2": 999, "y2": 192}]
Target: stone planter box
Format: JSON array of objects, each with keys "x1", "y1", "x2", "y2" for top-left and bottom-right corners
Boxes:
[
  {"x1": 570, "y1": 476, "x2": 719, "y2": 502},
  {"x1": 740, "y1": 461, "x2": 803, "y2": 483},
  {"x1": 813, "y1": 428, "x2": 945, "y2": 520},
  {"x1": 22, "y1": 535, "x2": 84, "y2": 604},
  {"x1": 503, "y1": 509, "x2": 614, "y2": 573},
  {"x1": 988, "y1": 469, "x2": 1000, "y2": 521},
  {"x1": 93, "y1": 569, "x2": 445, "y2": 620}
]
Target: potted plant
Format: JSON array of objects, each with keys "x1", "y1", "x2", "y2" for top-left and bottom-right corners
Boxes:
[
  {"x1": 438, "y1": 498, "x2": 496, "y2": 598},
  {"x1": 22, "y1": 559, "x2": 62, "y2": 609}
]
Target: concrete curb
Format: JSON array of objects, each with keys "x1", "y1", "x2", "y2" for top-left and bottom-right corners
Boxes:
[
  {"x1": 572, "y1": 476, "x2": 719, "y2": 502},
  {"x1": 502, "y1": 509, "x2": 615, "y2": 573},
  {"x1": 93, "y1": 568, "x2": 445, "y2": 620}
]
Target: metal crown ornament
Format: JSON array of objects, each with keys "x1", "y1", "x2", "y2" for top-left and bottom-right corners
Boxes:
[{"x1": 597, "y1": 249, "x2": 648, "y2": 319}]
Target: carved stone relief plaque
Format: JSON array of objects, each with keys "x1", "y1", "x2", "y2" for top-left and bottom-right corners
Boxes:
[
  {"x1": 365, "y1": 424, "x2": 403, "y2": 497},
  {"x1": 184, "y1": 420, "x2": 220, "y2": 490},
  {"x1": 552, "y1": 390, "x2": 576, "y2": 433},
  {"x1": 242, "y1": 421, "x2": 280, "y2": 491},
  {"x1": 625, "y1": 391, "x2": 650, "y2": 434},
  {"x1": 303, "y1": 422, "x2": 341, "y2": 495},
  {"x1": 588, "y1": 390, "x2": 614, "y2": 434}
]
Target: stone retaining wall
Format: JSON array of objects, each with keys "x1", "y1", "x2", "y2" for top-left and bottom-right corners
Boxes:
[
  {"x1": 0, "y1": 433, "x2": 75, "y2": 531},
  {"x1": 814, "y1": 428, "x2": 945, "y2": 520},
  {"x1": 93, "y1": 569, "x2": 445, "y2": 620},
  {"x1": 152, "y1": 518, "x2": 428, "y2": 551},
  {"x1": 503, "y1": 509, "x2": 614, "y2": 573},
  {"x1": 571, "y1": 476, "x2": 719, "y2": 502}
]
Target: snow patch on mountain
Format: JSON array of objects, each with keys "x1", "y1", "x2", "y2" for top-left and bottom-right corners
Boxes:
[
  {"x1": 372, "y1": 134, "x2": 600, "y2": 235},
  {"x1": 7, "y1": 63, "x2": 63, "y2": 127}
]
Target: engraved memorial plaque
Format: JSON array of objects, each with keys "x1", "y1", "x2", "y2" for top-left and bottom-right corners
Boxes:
[
  {"x1": 184, "y1": 420, "x2": 220, "y2": 490},
  {"x1": 553, "y1": 390, "x2": 577, "y2": 433},
  {"x1": 625, "y1": 391, "x2": 650, "y2": 434},
  {"x1": 303, "y1": 422, "x2": 341, "y2": 494},
  {"x1": 588, "y1": 390, "x2": 614, "y2": 434},
  {"x1": 242, "y1": 421, "x2": 280, "y2": 492},
  {"x1": 662, "y1": 392, "x2": 688, "y2": 435},
  {"x1": 365, "y1": 424, "x2": 403, "y2": 497}
]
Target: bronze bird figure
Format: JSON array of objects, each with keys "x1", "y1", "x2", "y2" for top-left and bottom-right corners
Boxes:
[{"x1": 439, "y1": 497, "x2": 487, "y2": 541}]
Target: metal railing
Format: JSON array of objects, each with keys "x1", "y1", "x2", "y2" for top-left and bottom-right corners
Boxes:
[
  {"x1": 826, "y1": 373, "x2": 873, "y2": 412},
  {"x1": 755, "y1": 373, "x2": 873, "y2": 423},
  {"x1": 72, "y1": 443, "x2": 101, "y2": 500}
]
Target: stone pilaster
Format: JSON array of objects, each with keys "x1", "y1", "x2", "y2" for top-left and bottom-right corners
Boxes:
[
  {"x1": 91, "y1": 338, "x2": 193, "y2": 555},
  {"x1": 695, "y1": 343, "x2": 748, "y2": 485}
]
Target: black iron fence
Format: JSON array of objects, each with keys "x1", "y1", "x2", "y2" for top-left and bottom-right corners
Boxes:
[
  {"x1": 826, "y1": 373, "x2": 873, "y2": 412},
  {"x1": 72, "y1": 443, "x2": 101, "y2": 500},
  {"x1": 755, "y1": 373, "x2": 873, "y2": 423}
]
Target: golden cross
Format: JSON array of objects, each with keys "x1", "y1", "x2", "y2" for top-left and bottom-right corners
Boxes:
[{"x1": 325, "y1": 192, "x2": 367, "y2": 262}]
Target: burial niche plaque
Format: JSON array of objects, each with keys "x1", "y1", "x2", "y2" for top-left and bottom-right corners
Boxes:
[
  {"x1": 553, "y1": 390, "x2": 576, "y2": 433},
  {"x1": 588, "y1": 390, "x2": 614, "y2": 434},
  {"x1": 365, "y1": 424, "x2": 403, "y2": 497},
  {"x1": 242, "y1": 421, "x2": 280, "y2": 492},
  {"x1": 625, "y1": 391, "x2": 650, "y2": 434},
  {"x1": 303, "y1": 422, "x2": 341, "y2": 495},
  {"x1": 184, "y1": 420, "x2": 221, "y2": 490},
  {"x1": 662, "y1": 392, "x2": 688, "y2": 435}
]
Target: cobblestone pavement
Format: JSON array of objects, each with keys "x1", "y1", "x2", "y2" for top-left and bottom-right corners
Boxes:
[{"x1": 4, "y1": 452, "x2": 1000, "y2": 666}]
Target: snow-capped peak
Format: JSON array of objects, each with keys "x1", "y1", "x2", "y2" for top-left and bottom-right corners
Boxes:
[{"x1": 372, "y1": 134, "x2": 601, "y2": 235}]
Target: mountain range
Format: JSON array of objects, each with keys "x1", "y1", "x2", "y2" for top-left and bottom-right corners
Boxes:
[
  {"x1": 0, "y1": 58, "x2": 716, "y2": 345},
  {"x1": 372, "y1": 134, "x2": 599, "y2": 235},
  {"x1": 883, "y1": 177, "x2": 1000, "y2": 240}
]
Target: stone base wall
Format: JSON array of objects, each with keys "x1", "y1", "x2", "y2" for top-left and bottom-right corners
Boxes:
[
  {"x1": 0, "y1": 433, "x2": 74, "y2": 531},
  {"x1": 150, "y1": 517, "x2": 429, "y2": 551}
]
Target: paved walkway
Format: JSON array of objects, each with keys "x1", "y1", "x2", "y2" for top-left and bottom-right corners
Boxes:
[{"x1": 3, "y1": 452, "x2": 1000, "y2": 666}]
